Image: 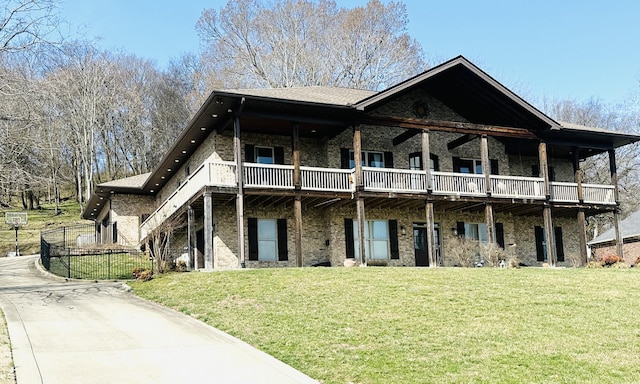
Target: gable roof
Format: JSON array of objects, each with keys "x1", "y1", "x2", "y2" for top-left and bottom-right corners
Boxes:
[
  {"x1": 355, "y1": 55, "x2": 559, "y2": 131},
  {"x1": 588, "y1": 210, "x2": 640, "y2": 247},
  {"x1": 97, "y1": 173, "x2": 151, "y2": 189}
]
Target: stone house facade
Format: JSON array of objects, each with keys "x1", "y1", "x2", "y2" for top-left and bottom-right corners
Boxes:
[{"x1": 82, "y1": 56, "x2": 639, "y2": 269}]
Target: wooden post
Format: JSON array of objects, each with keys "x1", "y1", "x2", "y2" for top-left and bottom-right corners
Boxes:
[
  {"x1": 353, "y1": 126, "x2": 366, "y2": 265},
  {"x1": 294, "y1": 195, "x2": 303, "y2": 267},
  {"x1": 543, "y1": 205, "x2": 556, "y2": 267},
  {"x1": 609, "y1": 149, "x2": 624, "y2": 258},
  {"x1": 540, "y1": 141, "x2": 556, "y2": 266},
  {"x1": 485, "y1": 203, "x2": 495, "y2": 244},
  {"x1": 234, "y1": 114, "x2": 245, "y2": 268},
  {"x1": 292, "y1": 122, "x2": 303, "y2": 267},
  {"x1": 539, "y1": 142, "x2": 550, "y2": 198},
  {"x1": 481, "y1": 135, "x2": 491, "y2": 195},
  {"x1": 203, "y1": 192, "x2": 214, "y2": 270},
  {"x1": 292, "y1": 122, "x2": 301, "y2": 189},
  {"x1": 187, "y1": 205, "x2": 196, "y2": 271},
  {"x1": 422, "y1": 131, "x2": 432, "y2": 191},
  {"x1": 572, "y1": 147, "x2": 587, "y2": 264},
  {"x1": 425, "y1": 200, "x2": 436, "y2": 267}
]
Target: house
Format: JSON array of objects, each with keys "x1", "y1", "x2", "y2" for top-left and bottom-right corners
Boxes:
[
  {"x1": 81, "y1": 56, "x2": 640, "y2": 269},
  {"x1": 588, "y1": 210, "x2": 640, "y2": 265}
]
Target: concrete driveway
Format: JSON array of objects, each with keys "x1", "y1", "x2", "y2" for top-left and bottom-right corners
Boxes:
[{"x1": 0, "y1": 255, "x2": 318, "y2": 384}]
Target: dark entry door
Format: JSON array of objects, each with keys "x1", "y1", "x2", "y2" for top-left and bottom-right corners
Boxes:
[
  {"x1": 414, "y1": 227, "x2": 429, "y2": 266},
  {"x1": 414, "y1": 224, "x2": 440, "y2": 267}
]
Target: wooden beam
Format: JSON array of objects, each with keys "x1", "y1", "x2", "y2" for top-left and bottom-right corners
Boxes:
[
  {"x1": 543, "y1": 205, "x2": 556, "y2": 267},
  {"x1": 353, "y1": 126, "x2": 363, "y2": 188},
  {"x1": 294, "y1": 195, "x2": 303, "y2": 267},
  {"x1": 485, "y1": 203, "x2": 496, "y2": 244},
  {"x1": 292, "y1": 122, "x2": 301, "y2": 189},
  {"x1": 539, "y1": 142, "x2": 550, "y2": 198},
  {"x1": 234, "y1": 114, "x2": 245, "y2": 268},
  {"x1": 187, "y1": 206, "x2": 196, "y2": 271},
  {"x1": 481, "y1": 135, "x2": 491, "y2": 195},
  {"x1": 421, "y1": 131, "x2": 432, "y2": 191},
  {"x1": 358, "y1": 115, "x2": 537, "y2": 139},
  {"x1": 392, "y1": 129, "x2": 419, "y2": 146},
  {"x1": 356, "y1": 197, "x2": 366, "y2": 266},
  {"x1": 204, "y1": 192, "x2": 214, "y2": 270},
  {"x1": 447, "y1": 134, "x2": 478, "y2": 150},
  {"x1": 425, "y1": 201, "x2": 436, "y2": 267},
  {"x1": 614, "y1": 209, "x2": 624, "y2": 259},
  {"x1": 577, "y1": 209, "x2": 587, "y2": 265}
]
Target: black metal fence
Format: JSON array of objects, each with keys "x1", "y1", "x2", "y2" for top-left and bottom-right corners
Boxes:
[{"x1": 40, "y1": 225, "x2": 155, "y2": 280}]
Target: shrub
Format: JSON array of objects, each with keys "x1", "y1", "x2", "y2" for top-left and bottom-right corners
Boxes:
[
  {"x1": 480, "y1": 243, "x2": 506, "y2": 267},
  {"x1": 132, "y1": 267, "x2": 145, "y2": 279},
  {"x1": 566, "y1": 252, "x2": 581, "y2": 268},
  {"x1": 586, "y1": 260, "x2": 603, "y2": 269},
  {"x1": 508, "y1": 256, "x2": 521, "y2": 268},
  {"x1": 447, "y1": 237, "x2": 479, "y2": 267},
  {"x1": 601, "y1": 255, "x2": 624, "y2": 267},
  {"x1": 137, "y1": 269, "x2": 154, "y2": 281},
  {"x1": 634, "y1": 255, "x2": 640, "y2": 267},
  {"x1": 176, "y1": 260, "x2": 188, "y2": 272}
]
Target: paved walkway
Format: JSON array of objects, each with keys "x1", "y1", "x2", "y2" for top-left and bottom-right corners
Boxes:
[{"x1": 0, "y1": 255, "x2": 318, "y2": 384}]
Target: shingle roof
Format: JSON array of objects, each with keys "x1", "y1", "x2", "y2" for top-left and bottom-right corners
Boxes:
[
  {"x1": 222, "y1": 86, "x2": 375, "y2": 106},
  {"x1": 97, "y1": 173, "x2": 151, "y2": 189},
  {"x1": 558, "y1": 121, "x2": 621, "y2": 134},
  {"x1": 588, "y1": 210, "x2": 640, "y2": 246}
]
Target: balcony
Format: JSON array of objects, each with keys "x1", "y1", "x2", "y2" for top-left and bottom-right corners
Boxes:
[{"x1": 140, "y1": 161, "x2": 616, "y2": 238}]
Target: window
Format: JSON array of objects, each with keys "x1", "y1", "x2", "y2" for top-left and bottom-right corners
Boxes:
[
  {"x1": 353, "y1": 220, "x2": 389, "y2": 260},
  {"x1": 408, "y1": 153, "x2": 439, "y2": 171},
  {"x1": 248, "y1": 218, "x2": 288, "y2": 261},
  {"x1": 454, "y1": 158, "x2": 483, "y2": 174},
  {"x1": 464, "y1": 223, "x2": 487, "y2": 243},
  {"x1": 255, "y1": 146, "x2": 274, "y2": 164},
  {"x1": 349, "y1": 150, "x2": 385, "y2": 168},
  {"x1": 257, "y1": 219, "x2": 277, "y2": 261}
]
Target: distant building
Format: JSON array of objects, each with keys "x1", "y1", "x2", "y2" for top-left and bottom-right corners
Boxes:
[{"x1": 588, "y1": 210, "x2": 640, "y2": 265}]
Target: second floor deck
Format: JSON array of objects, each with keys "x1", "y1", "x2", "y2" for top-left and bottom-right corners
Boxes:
[{"x1": 139, "y1": 160, "x2": 615, "y2": 238}]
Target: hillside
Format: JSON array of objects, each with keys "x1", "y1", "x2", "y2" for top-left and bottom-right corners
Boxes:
[{"x1": 0, "y1": 200, "x2": 90, "y2": 256}]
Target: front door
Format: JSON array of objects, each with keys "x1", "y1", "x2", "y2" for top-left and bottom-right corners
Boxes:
[
  {"x1": 414, "y1": 226, "x2": 428, "y2": 266},
  {"x1": 414, "y1": 223, "x2": 440, "y2": 267}
]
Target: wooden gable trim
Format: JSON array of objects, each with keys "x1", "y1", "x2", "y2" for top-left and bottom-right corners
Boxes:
[{"x1": 358, "y1": 115, "x2": 537, "y2": 140}]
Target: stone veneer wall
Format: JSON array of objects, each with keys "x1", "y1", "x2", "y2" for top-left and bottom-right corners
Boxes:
[{"x1": 110, "y1": 194, "x2": 155, "y2": 246}]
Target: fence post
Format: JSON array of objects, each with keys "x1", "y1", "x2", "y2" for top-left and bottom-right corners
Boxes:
[
  {"x1": 108, "y1": 250, "x2": 112, "y2": 280},
  {"x1": 66, "y1": 248, "x2": 71, "y2": 279}
]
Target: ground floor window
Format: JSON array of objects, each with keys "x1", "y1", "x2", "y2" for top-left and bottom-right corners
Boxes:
[
  {"x1": 344, "y1": 219, "x2": 399, "y2": 260},
  {"x1": 248, "y1": 218, "x2": 288, "y2": 261}
]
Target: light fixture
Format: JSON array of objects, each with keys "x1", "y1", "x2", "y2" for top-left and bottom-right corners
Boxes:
[
  {"x1": 181, "y1": 150, "x2": 187, "y2": 154},
  {"x1": 400, "y1": 226, "x2": 406, "y2": 235},
  {"x1": 161, "y1": 176, "x2": 165, "y2": 179},
  {"x1": 212, "y1": 114, "x2": 218, "y2": 118},
  {"x1": 451, "y1": 228, "x2": 458, "y2": 236},
  {"x1": 200, "y1": 127, "x2": 206, "y2": 131},
  {"x1": 190, "y1": 139, "x2": 196, "y2": 144},
  {"x1": 150, "y1": 190, "x2": 154, "y2": 193},
  {"x1": 155, "y1": 183, "x2": 159, "y2": 186},
  {"x1": 174, "y1": 159, "x2": 180, "y2": 163},
  {"x1": 167, "y1": 168, "x2": 172, "y2": 172}
]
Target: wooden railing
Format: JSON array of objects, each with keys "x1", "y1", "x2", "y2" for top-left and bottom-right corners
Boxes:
[
  {"x1": 141, "y1": 162, "x2": 618, "y2": 238},
  {"x1": 244, "y1": 163, "x2": 294, "y2": 189},
  {"x1": 301, "y1": 167, "x2": 354, "y2": 192},
  {"x1": 432, "y1": 171, "x2": 486, "y2": 196},
  {"x1": 490, "y1": 175, "x2": 545, "y2": 199}
]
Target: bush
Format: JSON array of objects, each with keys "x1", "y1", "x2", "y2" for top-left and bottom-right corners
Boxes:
[
  {"x1": 176, "y1": 260, "x2": 188, "y2": 272},
  {"x1": 480, "y1": 243, "x2": 506, "y2": 267},
  {"x1": 132, "y1": 267, "x2": 153, "y2": 281},
  {"x1": 508, "y1": 256, "x2": 521, "y2": 268},
  {"x1": 447, "y1": 237, "x2": 479, "y2": 267},
  {"x1": 601, "y1": 255, "x2": 624, "y2": 267},
  {"x1": 586, "y1": 260, "x2": 603, "y2": 269}
]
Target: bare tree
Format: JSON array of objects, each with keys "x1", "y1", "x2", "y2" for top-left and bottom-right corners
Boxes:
[
  {"x1": 0, "y1": 0, "x2": 61, "y2": 54},
  {"x1": 196, "y1": 0, "x2": 426, "y2": 90}
]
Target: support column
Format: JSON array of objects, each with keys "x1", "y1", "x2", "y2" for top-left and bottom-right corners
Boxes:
[
  {"x1": 485, "y1": 203, "x2": 495, "y2": 244},
  {"x1": 539, "y1": 141, "x2": 556, "y2": 266},
  {"x1": 292, "y1": 122, "x2": 303, "y2": 267},
  {"x1": 425, "y1": 200, "x2": 436, "y2": 267},
  {"x1": 187, "y1": 205, "x2": 196, "y2": 270},
  {"x1": 234, "y1": 114, "x2": 246, "y2": 268},
  {"x1": 481, "y1": 135, "x2": 491, "y2": 195},
  {"x1": 354, "y1": 125, "x2": 366, "y2": 266},
  {"x1": 572, "y1": 147, "x2": 588, "y2": 265},
  {"x1": 609, "y1": 149, "x2": 624, "y2": 259},
  {"x1": 203, "y1": 192, "x2": 214, "y2": 270},
  {"x1": 421, "y1": 131, "x2": 432, "y2": 191}
]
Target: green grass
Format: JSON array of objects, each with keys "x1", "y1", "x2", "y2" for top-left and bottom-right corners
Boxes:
[
  {"x1": 0, "y1": 200, "x2": 89, "y2": 256},
  {"x1": 130, "y1": 267, "x2": 640, "y2": 384}
]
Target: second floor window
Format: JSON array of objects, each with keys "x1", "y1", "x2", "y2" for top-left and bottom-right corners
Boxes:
[
  {"x1": 349, "y1": 150, "x2": 384, "y2": 168},
  {"x1": 255, "y1": 146, "x2": 274, "y2": 164}
]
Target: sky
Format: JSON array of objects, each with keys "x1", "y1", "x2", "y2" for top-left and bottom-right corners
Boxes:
[{"x1": 59, "y1": 0, "x2": 640, "y2": 107}]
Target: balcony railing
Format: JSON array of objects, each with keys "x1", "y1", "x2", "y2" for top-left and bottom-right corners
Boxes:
[{"x1": 140, "y1": 161, "x2": 617, "y2": 238}]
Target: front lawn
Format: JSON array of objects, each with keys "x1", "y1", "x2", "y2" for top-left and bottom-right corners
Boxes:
[{"x1": 130, "y1": 267, "x2": 640, "y2": 383}]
